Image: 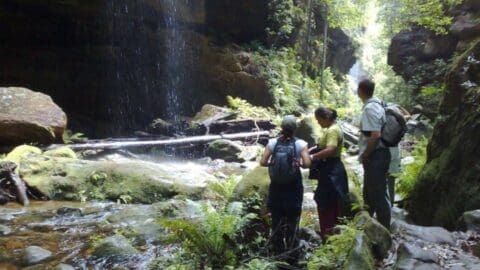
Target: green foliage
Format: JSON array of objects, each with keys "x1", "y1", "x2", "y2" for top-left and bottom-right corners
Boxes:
[
  {"x1": 160, "y1": 202, "x2": 256, "y2": 269},
  {"x1": 226, "y1": 96, "x2": 277, "y2": 121},
  {"x1": 420, "y1": 84, "x2": 446, "y2": 96},
  {"x1": 239, "y1": 258, "x2": 277, "y2": 270},
  {"x1": 320, "y1": 0, "x2": 369, "y2": 29},
  {"x1": 267, "y1": 0, "x2": 303, "y2": 45},
  {"x1": 307, "y1": 221, "x2": 359, "y2": 269},
  {"x1": 379, "y1": 0, "x2": 464, "y2": 35},
  {"x1": 208, "y1": 175, "x2": 242, "y2": 201},
  {"x1": 252, "y1": 47, "x2": 353, "y2": 115},
  {"x1": 395, "y1": 137, "x2": 429, "y2": 199},
  {"x1": 63, "y1": 129, "x2": 88, "y2": 144}
]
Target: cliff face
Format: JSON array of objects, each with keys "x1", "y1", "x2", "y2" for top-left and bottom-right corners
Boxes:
[
  {"x1": 407, "y1": 40, "x2": 480, "y2": 229},
  {"x1": 0, "y1": 0, "x2": 356, "y2": 137}
]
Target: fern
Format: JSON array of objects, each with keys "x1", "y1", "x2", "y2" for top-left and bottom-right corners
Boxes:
[
  {"x1": 226, "y1": 96, "x2": 276, "y2": 120},
  {"x1": 160, "y1": 202, "x2": 256, "y2": 268},
  {"x1": 63, "y1": 129, "x2": 88, "y2": 144},
  {"x1": 307, "y1": 221, "x2": 359, "y2": 270},
  {"x1": 208, "y1": 175, "x2": 242, "y2": 201},
  {"x1": 395, "y1": 137, "x2": 429, "y2": 199}
]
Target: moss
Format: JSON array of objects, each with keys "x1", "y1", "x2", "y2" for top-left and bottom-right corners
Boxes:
[
  {"x1": 233, "y1": 166, "x2": 270, "y2": 201},
  {"x1": 4, "y1": 145, "x2": 42, "y2": 167},
  {"x1": 43, "y1": 147, "x2": 77, "y2": 159},
  {"x1": 18, "y1": 154, "x2": 206, "y2": 203}
]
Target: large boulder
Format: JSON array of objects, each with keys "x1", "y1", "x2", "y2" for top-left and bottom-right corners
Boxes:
[
  {"x1": 233, "y1": 166, "x2": 270, "y2": 202},
  {"x1": 15, "y1": 152, "x2": 215, "y2": 203},
  {"x1": 394, "y1": 243, "x2": 440, "y2": 270},
  {"x1": 387, "y1": 27, "x2": 456, "y2": 86},
  {"x1": 407, "y1": 40, "x2": 480, "y2": 229},
  {"x1": 355, "y1": 211, "x2": 392, "y2": 259},
  {"x1": 0, "y1": 87, "x2": 67, "y2": 145},
  {"x1": 206, "y1": 139, "x2": 245, "y2": 162},
  {"x1": 344, "y1": 233, "x2": 376, "y2": 270}
]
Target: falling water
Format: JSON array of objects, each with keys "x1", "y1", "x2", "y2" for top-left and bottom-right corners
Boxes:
[{"x1": 162, "y1": 0, "x2": 189, "y2": 123}]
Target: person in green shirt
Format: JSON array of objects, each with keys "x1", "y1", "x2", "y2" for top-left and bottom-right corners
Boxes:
[{"x1": 310, "y1": 106, "x2": 348, "y2": 240}]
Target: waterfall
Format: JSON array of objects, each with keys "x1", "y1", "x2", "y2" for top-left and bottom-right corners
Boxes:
[{"x1": 162, "y1": 0, "x2": 189, "y2": 123}]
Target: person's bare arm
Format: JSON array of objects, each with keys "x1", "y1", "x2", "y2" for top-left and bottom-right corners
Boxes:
[
  {"x1": 300, "y1": 147, "x2": 311, "y2": 168},
  {"x1": 311, "y1": 146, "x2": 337, "y2": 160},
  {"x1": 360, "y1": 131, "x2": 381, "y2": 163},
  {"x1": 260, "y1": 147, "x2": 272, "y2": 167}
]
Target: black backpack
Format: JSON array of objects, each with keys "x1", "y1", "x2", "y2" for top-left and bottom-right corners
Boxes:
[
  {"x1": 367, "y1": 100, "x2": 407, "y2": 147},
  {"x1": 268, "y1": 137, "x2": 300, "y2": 185}
]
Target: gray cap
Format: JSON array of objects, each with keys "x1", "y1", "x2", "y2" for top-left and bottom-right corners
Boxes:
[{"x1": 281, "y1": 115, "x2": 297, "y2": 132}]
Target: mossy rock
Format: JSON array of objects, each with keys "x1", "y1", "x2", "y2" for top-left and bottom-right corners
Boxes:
[
  {"x1": 343, "y1": 232, "x2": 375, "y2": 270},
  {"x1": 233, "y1": 166, "x2": 270, "y2": 201},
  {"x1": 43, "y1": 147, "x2": 77, "y2": 159},
  {"x1": 355, "y1": 211, "x2": 392, "y2": 259},
  {"x1": 4, "y1": 145, "x2": 42, "y2": 165},
  {"x1": 91, "y1": 235, "x2": 139, "y2": 259},
  {"x1": 296, "y1": 115, "x2": 321, "y2": 147},
  {"x1": 408, "y1": 40, "x2": 480, "y2": 229},
  {"x1": 18, "y1": 154, "x2": 212, "y2": 203}
]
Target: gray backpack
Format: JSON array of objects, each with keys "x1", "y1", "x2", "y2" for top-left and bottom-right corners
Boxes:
[
  {"x1": 268, "y1": 137, "x2": 300, "y2": 185},
  {"x1": 368, "y1": 101, "x2": 407, "y2": 147}
]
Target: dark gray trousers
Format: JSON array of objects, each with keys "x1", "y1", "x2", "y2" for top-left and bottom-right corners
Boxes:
[{"x1": 363, "y1": 148, "x2": 391, "y2": 229}]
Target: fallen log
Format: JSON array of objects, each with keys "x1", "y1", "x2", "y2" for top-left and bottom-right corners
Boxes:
[
  {"x1": 47, "y1": 131, "x2": 271, "y2": 151},
  {"x1": 0, "y1": 161, "x2": 29, "y2": 206}
]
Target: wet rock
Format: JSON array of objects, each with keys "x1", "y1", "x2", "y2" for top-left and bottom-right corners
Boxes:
[
  {"x1": 461, "y1": 210, "x2": 480, "y2": 233},
  {"x1": 148, "y1": 118, "x2": 174, "y2": 136},
  {"x1": 54, "y1": 264, "x2": 75, "y2": 270},
  {"x1": 296, "y1": 115, "x2": 321, "y2": 148},
  {"x1": 298, "y1": 227, "x2": 322, "y2": 245},
  {"x1": 392, "y1": 207, "x2": 409, "y2": 222},
  {"x1": 0, "y1": 224, "x2": 12, "y2": 236},
  {"x1": 0, "y1": 87, "x2": 67, "y2": 145},
  {"x1": 18, "y1": 153, "x2": 213, "y2": 203},
  {"x1": 206, "y1": 139, "x2": 244, "y2": 163},
  {"x1": 451, "y1": 12, "x2": 480, "y2": 40},
  {"x1": 22, "y1": 246, "x2": 52, "y2": 266},
  {"x1": 392, "y1": 220, "x2": 455, "y2": 245},
  {"x1": 356, "y1": 212, "x2": 392, "y2": 259},
  {"x1": 233, "y1": 166, "x2": 270, "y2": 202},
  {"x1": 56, "y1": 207, "x2": 82, "y2": 217},
  {"x1": 344, "y1": 233, "x2": 375, "y2": 270},
  {"x1": 394, "y1": 243, "x2": 440, "y2": 270},
  {"x1": 44, "y1": 147, "x2": 77, "y2": 159},
  {"x1": 0, "y1": 194, "x2": 8, "y2": 205},
  {"x1": 92, "y1": 235, "x2": 139, "y2": 259},
  {"x1": 191, "y1": 104, "x2": 232, "y2": 124}
]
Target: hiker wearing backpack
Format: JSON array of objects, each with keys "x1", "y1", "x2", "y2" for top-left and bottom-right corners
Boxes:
[
  {"x1": 310, "y1": 106, "x2": 349, "y2": 240},
  {"x1": 260, "y1": 115, "x2": 311, "y2": 260},
  {"x1": 357, "y1": 79, "x2": 394, "y2": 229}
]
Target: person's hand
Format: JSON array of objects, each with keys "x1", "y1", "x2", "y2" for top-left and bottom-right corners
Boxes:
[{"x1": 359, "y1": 153, "x2": 369, "y2": 164}]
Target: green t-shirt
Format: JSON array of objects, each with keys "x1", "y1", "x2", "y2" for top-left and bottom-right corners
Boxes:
[{"x1": 317, "y1": 123, "x2": 343, "y2": 158}]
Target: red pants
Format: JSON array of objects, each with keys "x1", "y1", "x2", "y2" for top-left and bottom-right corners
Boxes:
[{"x1": 317, "y1": 201, "x2": 339, "y2": 240}]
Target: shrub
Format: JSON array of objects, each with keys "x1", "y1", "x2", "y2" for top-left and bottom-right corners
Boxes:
[
  {"x1": 160, "y1": 202, "x2": 256, "y2": 268},
  {"x1": 395, "y1": 137, "x2": 429, "y2": 199},
  {"x1": 307, "y1": 221, "x2": 359, "y2": 270}
]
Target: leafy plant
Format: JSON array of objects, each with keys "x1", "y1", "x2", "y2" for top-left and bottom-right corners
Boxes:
[
  {"x1": 420, "y1": 84, "x2": 445, "y2": 96},
  {"x1": 208, "y1": 174, "x2": 242, "y2": 201},
  {"x1": 63, "y1": 129, "x2": 88, "y2": 144},
  {"x1": 379, "y1": 0, "x2": 464, "y2": 35},
  {"x1": 226, "y1": 96, "x2": 277, "y2": 120},
  {"x1": 160, "y1": 202, "x2": 256, "y2": 269},
  {"x1": 307, "y1": 221, "x2": 359, "y2": 269},
  {"x1": 395, "y1": 137, "x2": 429, "y2": 199}
]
